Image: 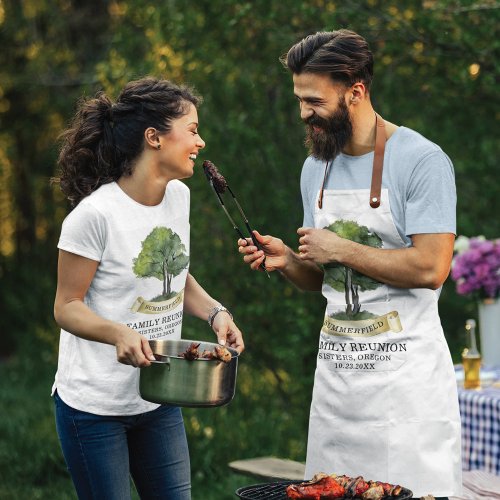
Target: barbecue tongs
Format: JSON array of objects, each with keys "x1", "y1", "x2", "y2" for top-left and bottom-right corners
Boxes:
[{"x1": 203, "y1": 160, "x2": 270, "y2": 278}]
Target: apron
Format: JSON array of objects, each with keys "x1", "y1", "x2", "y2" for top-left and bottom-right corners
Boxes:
[{"x1": 305, "y1": 116, "x2": 462, "y2": 497}]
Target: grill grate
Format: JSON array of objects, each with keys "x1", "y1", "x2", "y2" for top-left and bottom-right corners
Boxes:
[
  {"x1": 235, "y1": 480, "x2": 299, "y2": 499},
  {"x1": 235, "y1": 481, "x2": 414, "y2": 500}
]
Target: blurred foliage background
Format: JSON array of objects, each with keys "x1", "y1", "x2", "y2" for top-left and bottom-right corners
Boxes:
[{"x1": 0, "y1": 0, "x2": 498, "y2": 498}]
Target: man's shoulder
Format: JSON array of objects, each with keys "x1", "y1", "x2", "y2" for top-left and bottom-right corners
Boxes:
[
  {"x1": 391, "y1": 126, "x2": 444, "y2": 160},
  {"x1": 301, "y1": 156, "x2": 324, "y2": 175}
]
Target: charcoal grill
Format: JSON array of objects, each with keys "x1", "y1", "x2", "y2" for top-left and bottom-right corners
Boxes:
[
  {"x1": 235, "y1": 480, "x2": 414, "y2": 500},
  {"x1": 235, "y1": 480, "x2": 300, "y2": 499}
]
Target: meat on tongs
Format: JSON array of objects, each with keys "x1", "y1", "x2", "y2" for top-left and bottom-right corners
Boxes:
[
  {"x1": 286, "y1": 472, "x2": 404, "y2": 500},
  {"x1": 203, "y1": 160, "x2": 228, "y2": 193},
  {"x1": 179, "y1": 342, "x2": 232, "y2": 363},
  {"x1": 203, "y1": 160, "x2": 269, "y2": 277}
]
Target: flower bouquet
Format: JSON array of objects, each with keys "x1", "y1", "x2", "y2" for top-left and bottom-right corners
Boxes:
[
  {"x1": 451, "y1": 235, "x2": 500, "y2": 366},
  {"x1": 451, "y1": 235, "x2": 500, "y2": 299}
]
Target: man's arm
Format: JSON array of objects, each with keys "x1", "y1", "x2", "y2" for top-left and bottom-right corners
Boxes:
[{"x1": 297, "y1": 228, "x2": 455, "y2": 289}]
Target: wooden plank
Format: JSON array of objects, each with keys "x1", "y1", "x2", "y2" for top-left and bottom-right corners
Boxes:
[{"x1": 229, "y1": 456, "x2": 306, "y2": 481}]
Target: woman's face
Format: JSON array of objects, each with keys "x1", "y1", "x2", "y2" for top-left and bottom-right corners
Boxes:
[{"x1": 159, "y1": 102, "x2": 205, "y2": 179}]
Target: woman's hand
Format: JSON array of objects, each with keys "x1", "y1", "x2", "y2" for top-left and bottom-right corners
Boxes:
[
  {"x1": 113, "y1": 325, "x2": 156, "y2": 368},
  {"x1": 238, "y1": 230, "x2": 288, "y2": 272},
  {"x1": 211, "y1": 312, "x2": 245, "y2": 354}
]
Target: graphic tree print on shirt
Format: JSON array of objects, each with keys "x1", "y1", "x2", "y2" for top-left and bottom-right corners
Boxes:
[
  {"x1": 133, "y1": 227, "x2": 189, "y2": 301},
  {"x1": 323, "y1": 220, "x2": 382, "y2": 319}
]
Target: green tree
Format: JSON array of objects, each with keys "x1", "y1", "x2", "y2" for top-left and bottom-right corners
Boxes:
[
  {"x1": 323, "y1": 220, "x2": 382, "y2": 317},
  {"x1": 133, "y1": 227, "x2": 189, "y2": 300}
]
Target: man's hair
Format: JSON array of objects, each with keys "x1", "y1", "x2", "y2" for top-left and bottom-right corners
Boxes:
[{"x1": 281, "y1": 29, "x2": 373, "y2": 90}]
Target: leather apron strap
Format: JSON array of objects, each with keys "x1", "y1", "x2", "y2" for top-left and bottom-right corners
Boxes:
[
  {"x1": 369, "y1": 114, "x2": 386, "y2": 208},
  {"x1": 318, "y1": 113, "x2": 386, "y2": 210}
]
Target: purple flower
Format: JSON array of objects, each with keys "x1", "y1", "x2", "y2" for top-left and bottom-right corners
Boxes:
[{"x1": 451, "y1": 236, "x2": 500, "y2": 299}]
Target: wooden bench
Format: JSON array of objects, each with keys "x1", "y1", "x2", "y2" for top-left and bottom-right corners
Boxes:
[{"x1": 228, "y1": 456, "x2": 306, "y2": 482}]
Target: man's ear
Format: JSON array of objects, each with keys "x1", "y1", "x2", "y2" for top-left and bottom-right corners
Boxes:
[{"x1": 349, "y1": 82, "x2": 367, "y2": 104}]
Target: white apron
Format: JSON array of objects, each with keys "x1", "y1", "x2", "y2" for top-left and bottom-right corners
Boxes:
[{"x1": 305, "y1": 130, "x2": 462, "y2": 497}]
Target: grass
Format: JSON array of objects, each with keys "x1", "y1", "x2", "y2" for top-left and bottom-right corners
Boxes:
[{"x1": 0, "y1": 353, "x2": 73, "y2": 499}]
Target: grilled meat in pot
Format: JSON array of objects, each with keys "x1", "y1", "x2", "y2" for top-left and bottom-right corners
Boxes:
[{"x1": 179, "y1": 342, "x2": 232, "y2": 363}]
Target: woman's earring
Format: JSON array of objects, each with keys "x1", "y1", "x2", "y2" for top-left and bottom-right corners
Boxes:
[{"x1": 157, "y1": 143, "x2": 161, "y2": 150}]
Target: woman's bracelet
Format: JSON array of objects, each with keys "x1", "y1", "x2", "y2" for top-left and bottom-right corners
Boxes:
[{"x1": 207, "y1": 305, "x2": 233, "y2": 328}]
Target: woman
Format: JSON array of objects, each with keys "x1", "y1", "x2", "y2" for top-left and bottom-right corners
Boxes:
[{"x1": 52, "y1": 77, "x2": 244, "y2": 500}]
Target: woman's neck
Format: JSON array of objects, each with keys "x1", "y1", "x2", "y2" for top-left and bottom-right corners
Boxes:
[{"x1": 117, "y1": 156, "x2": 169, "y2": 206}]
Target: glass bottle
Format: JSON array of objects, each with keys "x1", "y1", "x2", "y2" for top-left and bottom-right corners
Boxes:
[{"x1": 462, "y1": 319, "x2": 481, "y2": 390}]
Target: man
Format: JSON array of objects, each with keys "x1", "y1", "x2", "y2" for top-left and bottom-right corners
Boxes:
[{"x1": 239, "y1": 29, "x2": 461, "y2": 498}]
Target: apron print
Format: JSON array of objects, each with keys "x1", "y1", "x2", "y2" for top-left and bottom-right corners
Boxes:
[
  {"x1": 323, "y1": 219, "x2": 384, "y2": 317},
  {"x1": 320, "y1": 219, "x2": 404, "y2": 371}
]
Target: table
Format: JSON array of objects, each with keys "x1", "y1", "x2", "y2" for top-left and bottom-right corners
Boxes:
[
  {"x1": 229, "y1": 457, "x2": 305, "y2": 481},
  {"x1": 455, "y1": 365, "x2": 500, "y2": 476}
]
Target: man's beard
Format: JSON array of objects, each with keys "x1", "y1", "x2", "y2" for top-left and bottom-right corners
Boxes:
[{"x1": 304, "y1": 96, "x2": 353, "y2": 161}]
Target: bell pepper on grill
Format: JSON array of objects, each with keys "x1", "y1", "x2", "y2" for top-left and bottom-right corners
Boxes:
[{"x1": 286, "y1": 474, "x2": 345, "y2": 499}]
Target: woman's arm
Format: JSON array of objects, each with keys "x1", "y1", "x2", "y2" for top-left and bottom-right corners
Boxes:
[
  {"x1": 183, "y1": 273, "x2": 244, "y2": 353},
  {"x1": 54, "y1": 250, "x2": 155, "y2": 367}
]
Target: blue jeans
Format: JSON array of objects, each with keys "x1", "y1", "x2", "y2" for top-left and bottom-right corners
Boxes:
[{"x1": 54, "y1": 391, "x2": 191, "y2": 500}]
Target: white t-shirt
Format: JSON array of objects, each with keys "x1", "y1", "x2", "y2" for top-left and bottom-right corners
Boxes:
[{"x1": 52, "y1": 181, "x2": 191, "y2": 415}]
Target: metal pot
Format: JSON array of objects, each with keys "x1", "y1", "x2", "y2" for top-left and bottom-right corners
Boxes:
[{"x1": 139, "y1": 339, "x2": 239, "y2": 407}]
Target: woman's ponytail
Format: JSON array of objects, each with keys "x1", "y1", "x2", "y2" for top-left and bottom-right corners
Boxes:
[{"x1": 55, "y1": 92, "x2": 120, "y2": 206}]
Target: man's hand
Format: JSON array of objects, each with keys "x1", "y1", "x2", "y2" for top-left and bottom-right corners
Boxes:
[
  {"x1": 238, "y1": 229, "x2": 324, "y2": 291},
  {"x1": 297, "y1": 227, "x2": 343, "y2": 265},
  {"x1": 238, "y1": 230, "x2": 288, "y2": 272}
]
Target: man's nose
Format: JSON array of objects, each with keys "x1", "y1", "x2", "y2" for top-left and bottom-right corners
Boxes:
[{"x1": 300, "y1": 102, "x2": 314, "y2": 121}]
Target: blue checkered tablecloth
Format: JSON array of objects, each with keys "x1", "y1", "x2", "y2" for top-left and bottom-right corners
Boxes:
[{"x1": 456, "y1": 365, "x2": 500, "y2": 476}]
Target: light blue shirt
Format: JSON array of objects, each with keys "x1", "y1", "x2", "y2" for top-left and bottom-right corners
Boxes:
[{"x1": 300, "y1": 126, "x2": 457, "y2": 247}]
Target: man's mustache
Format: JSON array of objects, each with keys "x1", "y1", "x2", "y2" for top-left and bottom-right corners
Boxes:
[
  {"x1": 304, "y1": 115, "x2": 325, "y2": 125},
  {"x1": 304, "y1": 115, "x2": 330, "y2": 129}
]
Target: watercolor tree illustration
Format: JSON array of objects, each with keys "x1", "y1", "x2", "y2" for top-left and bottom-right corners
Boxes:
[
  {"x1": 133, "y1": 227, "x2": 189, "y2": 301},
  {"x1": 323, "y1": 220, "x2": 383, "y2": 319}
]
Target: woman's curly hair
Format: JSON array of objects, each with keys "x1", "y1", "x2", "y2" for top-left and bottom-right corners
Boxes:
[{"x1": 54, "y1": 77, "x2": 201, "y2": 206}]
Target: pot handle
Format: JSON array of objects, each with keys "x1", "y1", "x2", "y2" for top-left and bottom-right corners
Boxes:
[{"x1": 153, "y1": 354, "x2": 171, "y2": 370}]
